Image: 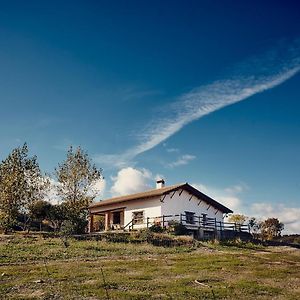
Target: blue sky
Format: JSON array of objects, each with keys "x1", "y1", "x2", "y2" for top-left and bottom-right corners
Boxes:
[{"x1": 1, "y1": 1, "x2": 300, "y2": 232}]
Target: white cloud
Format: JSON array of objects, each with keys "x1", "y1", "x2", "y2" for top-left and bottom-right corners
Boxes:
[
  {"x1": 166, "y1": 148, "x2": 179, "y2": 153},
  {"x1": 191, "y1": 182, "x2": 244, "y2": 212},
  {"x1": 250, "y1": 202, "x2": 300, "y2": 234},
  {"x1": 94, "y1": 39, "x2": 300, "y2": 168},
  {"x1": 110, "y1": 167, "x2": 154, "y2": 196},
  {"x1": 90, "y1": 178, "x2": 106, "y2": 200},
  {"x1": 193, "y1": 182, "x2": 300, "y2": 234},
  {"x1": 167, "y1": 154, "x2": 196, "y2": 168},
  {"x1": 45, "y1": 178, "x2": 60, "y2": 204},
  {"x1": 45, "y1": 177, "x2": 106, "y2": 204}
]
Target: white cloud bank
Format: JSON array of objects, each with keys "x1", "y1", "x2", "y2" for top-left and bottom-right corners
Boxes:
[
  {"x1": 191, "y1": 182, "x2": 300, "y2": 234},
  {"x1": 45, "y1": 177, "x2": 106, "y2": 204},
  {"x1": 95, "y1": 39, "x2": 300, "y2": 168},
  {"x1": 110, "y1": 167, "x2": 154, "y2": 196},
  {"x1": 191, "y1": 182, "x2": 245, "y2": 212},
  {"x1": 250, "y1": 202, "x2": 300, "y2": 234}
]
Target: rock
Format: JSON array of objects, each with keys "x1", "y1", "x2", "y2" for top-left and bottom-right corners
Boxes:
[{"x1": 33, "y1": 279, "x2": 44, "y2": 283}]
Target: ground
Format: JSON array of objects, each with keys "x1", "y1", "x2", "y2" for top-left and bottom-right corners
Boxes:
[{"x1": 0, "y1": 234, "x2": 300, "y2": 299}]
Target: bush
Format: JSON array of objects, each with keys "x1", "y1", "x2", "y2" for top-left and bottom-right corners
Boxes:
[
  {"x1": 167, "y1": 221, "x2": 189, "y2": 236},
  {"x1": 149, "y1": 224, "x2": 164, "y2": 233}
]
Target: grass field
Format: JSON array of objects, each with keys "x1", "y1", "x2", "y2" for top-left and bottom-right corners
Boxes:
[{"x1": 1, "y1": 234, "x2": 300, "y2": 299}]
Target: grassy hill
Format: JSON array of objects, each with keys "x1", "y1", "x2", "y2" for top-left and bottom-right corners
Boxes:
[{"x1": 1, "y1": 234, "x2": 300, "y2": 299}]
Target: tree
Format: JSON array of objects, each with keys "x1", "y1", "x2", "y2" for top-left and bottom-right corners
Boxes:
[
  {"x1": 228, "y1": 214, "x2": 247, "y2": 231},
  {"x1": 0, "y1": 144, "x2": 49, "y2": 233},
  {"x1": 260, "y1": 218, "x2": 284, "y2": 240},
  {"x1": 47, "y1": 203, "x2": 66, "y2": 232},
  {"x1": 247, "y1": 217, "x2": 260, "y2": 239},
  {"x1": 55, "y1": 146, "x2": 103, "y2": 234},
  {"x1": 29, "y1": 200, "x2": 52, "y2": 231}
]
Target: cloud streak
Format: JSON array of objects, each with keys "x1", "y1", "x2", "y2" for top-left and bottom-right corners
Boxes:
[
  {"x1": 167, "y1": 154, "x2": 196, "y2": 168},
  {"x1": 95, "y1": 39, "x2": 300, "y2": 168}
]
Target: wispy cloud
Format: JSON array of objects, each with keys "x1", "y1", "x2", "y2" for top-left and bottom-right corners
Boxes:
[
  {"x1": 167, "y1": 154, "x2": 196, "y2": 168},
  {"x1": 94, "y1": 39, "x2": 300, "y2": 168},
  {"x1": 166, "y1": 147, "x2": 180, "y2": 153}
]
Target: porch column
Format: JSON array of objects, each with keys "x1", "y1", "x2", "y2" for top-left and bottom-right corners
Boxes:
[
  {"x1": 105, "y1": 212, "x2": 110, "y2": 231},
  {"x1": 88, "y1": 214, "x2": 94, "y2": 233}
]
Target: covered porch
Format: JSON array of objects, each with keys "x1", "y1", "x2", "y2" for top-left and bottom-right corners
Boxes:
[{"x1": 88, "y1": 207, "x2": 125, "y2": 232}]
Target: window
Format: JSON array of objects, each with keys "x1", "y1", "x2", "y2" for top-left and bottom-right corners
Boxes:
[
  {"x1": 202, "y1": 213, "x2": 207, "y2": 225},
  {"x1": 185, "y1": 211, "x2": 195, "y2": 224},
  {"x1": 132, "y1": 211, "x2": 144, "y2": 225}
]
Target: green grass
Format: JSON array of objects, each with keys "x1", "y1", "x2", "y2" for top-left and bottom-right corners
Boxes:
[{"x1": 1, "y1": 234, "x2": 300, "y2": 299}]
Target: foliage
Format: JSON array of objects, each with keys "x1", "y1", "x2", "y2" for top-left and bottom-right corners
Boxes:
[
  {"x1": 29, "y1": 200, "x2": 52, "y2": 231},
  {"x1": 228, "y1": 214, "x2": 247, "y2": 225},
  {"x1": 44, "y1": 203, "x2": 66, "y2": 232},
  {"x1": 0, "y1": 144, "x2": 49, "y2": 233},
  {"x1": 247, "y1": 217, "x2": 260, "y2": 238},
  {"x1": 55, "y1": 146, "x2": 103, "y2": 234},
  {"x1": 273, "y1": 234, "x2": 300, "y2": 245},
  {"x1": 149, "y1": 223, "x2": 164, "y2": 233},
  {"x1": 167, "y1": 220, "x2": 189, "y2": 235},
  {"x1": 260, "y1": 218, "x2": 284, "y2": 240}
]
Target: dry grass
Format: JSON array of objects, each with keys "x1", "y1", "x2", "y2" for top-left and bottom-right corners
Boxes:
[{"x1": 0, "y1": 234, "x2": 300, "y2": 299}]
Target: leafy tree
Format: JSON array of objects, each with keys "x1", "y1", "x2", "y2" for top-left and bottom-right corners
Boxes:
[
  {"x1": 29, "y1": 200, "x2": 52, "y2": 231},
  {"x1": 55, "y1": 146, "x2": 103, "y2": 234},
  {"x1": 47, "y1": 203, "x2": 66, "y2": 232},
  {"x1": 228, "y1": 214, "x2": 247, "y2": 224},
  {"x1": 260, "y1": 218, "x2": 284, "y2": 240},
  {"x1": 0, "y1": 144, "x2": 49, "y2": 233},
  {"x1": 247, "y1": 217, "x2": 260, "y2": 239},
  {"x1": 228, "y1": 214, "x2": 247, "y2": 231}
]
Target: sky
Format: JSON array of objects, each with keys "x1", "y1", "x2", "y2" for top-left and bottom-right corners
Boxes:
[{"x1": 1, "y1": 1, "x2": 300, "y2": 233}]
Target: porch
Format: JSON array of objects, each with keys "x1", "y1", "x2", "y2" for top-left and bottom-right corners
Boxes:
[
  {"x1": 89, "y1": 211, "x2": 251, "y2": 240},
  {"x1": 89, "y1": 208, "x2": 125, "y2": 232}
]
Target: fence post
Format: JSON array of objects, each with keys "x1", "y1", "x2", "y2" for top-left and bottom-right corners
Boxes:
[
  {"x1": 180, "y1": 213, "x2": 182, "y2": 224},
  {"x1": 147, "y1": 217, "x2": 149, "y2": 229},
  {"x1": 162, "y1": 215, "x2": 165, "y2": 228}
]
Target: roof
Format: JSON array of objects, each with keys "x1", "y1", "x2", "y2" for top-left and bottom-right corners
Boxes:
[{"x1": 89, "y1": 183, "x2": 233, "y2": 213}]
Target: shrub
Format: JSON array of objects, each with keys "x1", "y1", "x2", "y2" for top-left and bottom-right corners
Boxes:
[
  {"x1": 167, "y1": 220, "x2": 189, "y2": 236},
  {"x1": 149, "y1": 224, "x2": 164, "y2": 233}
]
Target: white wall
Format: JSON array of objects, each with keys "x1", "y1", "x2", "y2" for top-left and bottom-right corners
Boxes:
[
  {"x1": 90, "y1": 197, "x2": 162, "y2": 229},
  {"x1": 161, "y1": 189, "x2": 224, "y2": 223},
  {"x1": 124, "y1": 197, "x2": 161, "y2": 228},
  {"x1": 90, "y1": 189, "x2": 225, "y2": 230}
]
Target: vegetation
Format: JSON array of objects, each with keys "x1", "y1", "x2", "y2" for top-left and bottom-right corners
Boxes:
[
  {"x1": 0, "y1": 144, "x2": 49, "y2": 233},
  {"x1": 1, "y1": 234, "x2": 300, "y2": 299},
  {"x1": 55, "y1": 146, "x2": 103, "y2": 234},
  {"x1": 260, "y1": 218, "x2": 284, "y2": 240}
]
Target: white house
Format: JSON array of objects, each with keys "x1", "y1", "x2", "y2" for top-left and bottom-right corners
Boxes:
[{"x1": 88, "y1": 180, "x2": 234, "y2": 239}]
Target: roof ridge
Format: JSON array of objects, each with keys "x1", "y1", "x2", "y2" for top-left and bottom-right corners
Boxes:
[
  {"x1": 89, "y1": 182, "x2": 186, "y2": 208},
  {"x1": 105, "y1": 182, "x2": 185, "y2": 200}
]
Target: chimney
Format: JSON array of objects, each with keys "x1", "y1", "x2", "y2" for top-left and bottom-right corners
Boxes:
[{"x1": 156, "y1": 179, "x2": 165, "y2": 189}]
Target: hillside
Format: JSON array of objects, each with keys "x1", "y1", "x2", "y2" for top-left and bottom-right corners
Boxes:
[{"x1": 1, "y1": 234, "x2": 300, "y2": 299}]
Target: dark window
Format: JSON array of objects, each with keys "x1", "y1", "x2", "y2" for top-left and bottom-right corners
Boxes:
[
  {"x1": 185, "y1": 211, "x2": 195, "y2": 224},
  {"x1": 112, "y1": 212, "x2": 121, "y2": 224},
  {"x1": 132, "y1": 211, "x2": 144, "y2": 225},
  {"x1": 202, "y1": 213, "x2": 207, "y2": 225}
]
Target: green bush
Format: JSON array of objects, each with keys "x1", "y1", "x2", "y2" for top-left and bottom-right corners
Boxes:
[
  {"x1": 149, "y1": 224, "x2": 164, "y2": 233},
  {"x1": 167, "y1": 220, "x2": 189, "y2": 236}
]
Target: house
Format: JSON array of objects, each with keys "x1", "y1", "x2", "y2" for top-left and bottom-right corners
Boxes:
[{"x1": 88, "y1": 180, "x2": 235, "y2": 239}]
